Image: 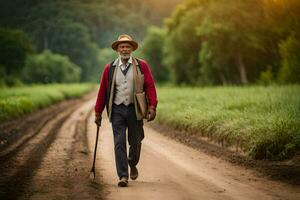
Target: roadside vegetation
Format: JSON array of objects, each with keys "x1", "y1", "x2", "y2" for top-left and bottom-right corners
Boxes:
[
  {"x1": 156, "y1": 85, "x2": 300, "y2": 160},
  {"x1": 0, "y1": 83, "x2": 95, "y2": 122}
]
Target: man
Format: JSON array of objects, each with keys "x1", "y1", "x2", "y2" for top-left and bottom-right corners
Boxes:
[{"x1": 94, "y1": 34, "x2": 158, "y2": 187}]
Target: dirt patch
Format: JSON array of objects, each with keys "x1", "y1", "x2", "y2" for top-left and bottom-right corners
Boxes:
[{"x1": 149, "y1": 122, "x2": 300, "y2": 185}]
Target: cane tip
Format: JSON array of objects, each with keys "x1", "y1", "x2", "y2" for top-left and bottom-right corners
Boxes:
[{"x1": 89, "y1": 172, "x2": 96, "y2": 181}]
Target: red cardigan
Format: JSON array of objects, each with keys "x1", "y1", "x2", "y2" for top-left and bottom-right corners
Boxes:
[{"x1": 95, "y1": 59, "x2": 158, "y2": 115}]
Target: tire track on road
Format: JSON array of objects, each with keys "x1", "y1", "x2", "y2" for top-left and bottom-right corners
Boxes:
[
  {"x1": 0, "y1": 105, "x2": 77, "y2": 200},
  {"x1": 0, "y1": 101, "x2": 77, "y2": 163},
  {"x1": 0, "y1": 94, "x2": 97, "y2": 200},
  {"x1": 0, "y1": 99, "x2": 80, "y2": 152},
  {"x1": 63, "y1": 105, "x2": 103, "y2": 200},
  {"x1": 17, "y1": 97, "x2": 103, "y2": 200}
]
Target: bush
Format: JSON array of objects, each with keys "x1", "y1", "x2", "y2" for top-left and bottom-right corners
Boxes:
[
  {"x1": 278, "y1": 35, "x2": 300, "y2": 84},
  {"x1": 22, "y1": 50, "x2": 81, "y2": 84},
  {"x1": 3, "y1": 76, "x2": 23, "y2": 87},
  {"x1": 258, "y1": 66, "x2": 274, "y2": 85}
]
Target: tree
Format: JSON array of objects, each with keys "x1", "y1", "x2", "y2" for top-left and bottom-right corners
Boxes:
[
  {"x1": 278, "y1": 35, "x2": 300, "y2": 83},
  {"x1": 264, "y1": 0, "x2": 300, "y2": 82},
  {"x1": 20, "y1": 2, "x2": 98, "y2": 81},
  {"x1": 44, "y1": 18, "x2": 98, "y2": 81},
  {"x1": 164, "y1": 0, "x2": 209, "y2": 85},
  {"x1": 140, "y1": 26, "x2": 169, "y2": 83},
  {"x1": 0, "y1": 28, "x2": 33, "y2": 78},
  {"x1": 197, "y1": 0, "x2": 266, "y2": 85}
]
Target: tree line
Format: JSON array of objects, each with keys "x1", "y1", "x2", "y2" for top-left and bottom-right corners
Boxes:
[
  {"x1": 140, "y1": 0, "x2": 300, "y2": 85},
  {"x1": 0, "y1": 0, "x2": 181, "y2": 86},
  {"x1": 1, "y1": 0, "x2": 299, "y2": 86}
]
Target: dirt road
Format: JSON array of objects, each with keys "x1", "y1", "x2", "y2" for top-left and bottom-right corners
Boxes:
[{"x1": 1, "y1": 94, "x2": 299, "y2": 200}]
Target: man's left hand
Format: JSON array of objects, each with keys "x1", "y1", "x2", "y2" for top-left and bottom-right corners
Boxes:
[{"x1": 147, "y1": 107, "x2": 156, "y2": 121}]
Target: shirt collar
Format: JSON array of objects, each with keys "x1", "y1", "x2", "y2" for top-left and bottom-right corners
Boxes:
[
  {"x1": 112, "y1": 56, "x2": 138, "y2": 67},
  {"x1": 118, "y1": 56, "x2": 132, "y2": 67}
]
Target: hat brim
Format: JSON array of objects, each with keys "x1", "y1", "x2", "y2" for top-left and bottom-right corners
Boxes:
[{"x1": 111, "y1": 41, "x2": 138, "y2": 51}]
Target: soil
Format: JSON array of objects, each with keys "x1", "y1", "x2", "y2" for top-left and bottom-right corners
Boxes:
[{"x1": 0, "y1": 92, "x2": 299, "y2": 200}]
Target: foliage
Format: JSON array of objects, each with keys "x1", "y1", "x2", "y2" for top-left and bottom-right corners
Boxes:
[
  {"x1": 156, "y1": 86, "x2": 300, "y2": 160},
  {"x1": 164, "y1": 1, "x2": 207, "y2": 85},
  {"x1": 161, "y1": 0, "x2": 300, "y2": 86},
  {"x1": 22, "y1": 50, "x2": 81, "y2": 84},
  {"x1": 68, "y1": 0, "x2": 182, "y2": 47},
  {"x1": 93, "y1": 48, "x2": 117, "y2": 82},
  {"x1": 0, "y1": 0, "x2": 182, "y2": 82},
  {"x1": 197, "y1": 0, "x2": 265, "y2": 85},
  {"x1": 0, "y1": 28, "x2": 33, "y2": 78},
  {"x1": 20, "y1": 3, "x2": 99, "y2": 81},
  {"x1": 41, "y1": 18, "x2": 98, "y2": 81},
  {"x1": 140, "y1": 26, "x2": 169, "y2": 83},
  {"x1": 1, "y1": 0, "x2": 299, "y2": 85},
  {"x1": 0, "y1": 83, "x2": 95, "y2": 122}
]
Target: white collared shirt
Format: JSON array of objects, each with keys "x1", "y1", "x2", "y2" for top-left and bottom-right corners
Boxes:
[{"x1": 118, "y1": 56, "x2": 132, "y2": 71}]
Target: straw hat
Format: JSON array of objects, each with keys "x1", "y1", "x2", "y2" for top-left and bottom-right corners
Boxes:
[{"x1": 111, "y1": 34, "x2": 138, "y2": 51}]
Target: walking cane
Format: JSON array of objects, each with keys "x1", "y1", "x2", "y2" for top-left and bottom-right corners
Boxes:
[{"x1": 90, "y1": 125, "x2": 100, "y2": 181}]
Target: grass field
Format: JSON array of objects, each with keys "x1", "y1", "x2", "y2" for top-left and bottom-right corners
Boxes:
[
  {"x1": 156, "y1": 85, "x2": 300, "y2": 160},
  {"x1": 0, "y1": 83, "x2": 96, "y2": 122}
]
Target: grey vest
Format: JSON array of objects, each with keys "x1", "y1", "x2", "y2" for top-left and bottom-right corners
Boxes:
[{"x1": 113, "y1": 64, "x2": 134, "y2": 105}]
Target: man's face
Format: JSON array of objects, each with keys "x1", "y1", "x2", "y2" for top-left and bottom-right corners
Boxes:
[{"x1": 117, "y1": 42, "x2": 133, "y2": 59}]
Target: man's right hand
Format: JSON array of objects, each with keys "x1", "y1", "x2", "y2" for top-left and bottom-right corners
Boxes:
[
  {"x1": 147, "y1": 107, "x2": 156, "y2": 122},
  {"x1": 94, "y1": 114, "x2": 102, "y2": 127}
]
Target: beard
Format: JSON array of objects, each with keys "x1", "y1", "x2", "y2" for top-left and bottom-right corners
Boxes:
[{"x1": 119, "y1": 53, "x2": 131, "y2": 60}]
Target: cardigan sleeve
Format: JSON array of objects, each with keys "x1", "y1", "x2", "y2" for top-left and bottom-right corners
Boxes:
[
  {"x1": 139, "y1": 60, "x2": 158, "y2": 109},
  {"x1": 94, "y1": 64, "x2": 110, "y2": 115}
]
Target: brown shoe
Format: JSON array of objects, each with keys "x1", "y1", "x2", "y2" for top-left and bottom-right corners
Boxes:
[
  {"x1": 118, "y1": 177, "x2": 128, "y2": 187},
  {"x1": 130, "y1": 166, "x2": 138, "y2": 180}
]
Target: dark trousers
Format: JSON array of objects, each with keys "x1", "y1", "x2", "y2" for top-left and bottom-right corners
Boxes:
[{"x1": 111, "y1": 103, "x2": 144, "y2": 179}]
